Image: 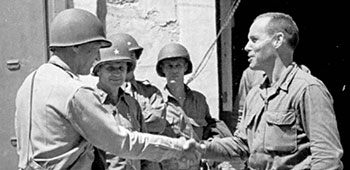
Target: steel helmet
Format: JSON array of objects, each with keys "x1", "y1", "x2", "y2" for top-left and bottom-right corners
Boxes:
[
  {"x1": 112, "y1": 33, "x2": 144, "y2": 60},
  {"x1": 91, "y1": 33, "x2": 136, "y2": 76},
  {"x1": 156, "y1": 42, "x2": 193, "y2": 77},
  {"x1": 49, "y1": 8, "x2": 111, "y2": 49}
]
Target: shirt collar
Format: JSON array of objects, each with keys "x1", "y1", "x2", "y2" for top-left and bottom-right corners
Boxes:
[
  {"x1": 260, "y1": 62, "x2": 299, "y2": 91},
  {"x1": 163, "y1": 84, "x2": 192, "y2": 101},
  {"x1": 95, "y1": 86, "x2": 127, "y2": 105},
  {"x1": 48, "y1": 55, "x2": 79, "y2": 79}
]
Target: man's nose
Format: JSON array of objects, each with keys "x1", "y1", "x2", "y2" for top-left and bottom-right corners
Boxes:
[
  {"x1": 110, "y1": 69, "x2": 122, "y2": 74},
  {"x1": 244, "y1": 42, "x2": 250, "y2": 52},
  {"x1": 171, "y1": 67, "x2": 179, "y2": 73}
]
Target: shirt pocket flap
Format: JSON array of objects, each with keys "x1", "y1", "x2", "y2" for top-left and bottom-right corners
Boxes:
[{"x1": 265, "y1": 110, "x2": 295, "y2": 125}]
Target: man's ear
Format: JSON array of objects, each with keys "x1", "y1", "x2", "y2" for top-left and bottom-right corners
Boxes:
[
  {"x1": 273, "y1": 32, "x2": 284, "y2": 48},
  {"x1": 95, "y1": 66, "x2": 102, "y2": 77},
  {"x1": 184, "y1": 61, "x2": 188, "y2": 72}
]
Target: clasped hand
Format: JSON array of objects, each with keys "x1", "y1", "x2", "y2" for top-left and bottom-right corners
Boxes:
[{"x1": 177, "y1": 138, "x2": 206, "y2": 169}]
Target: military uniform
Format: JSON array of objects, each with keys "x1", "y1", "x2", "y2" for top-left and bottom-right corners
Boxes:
[
  {"x1": 15, "y1": 56, "x2": 186, "y2": 170},
  {"x1": 93, "y1": 87, "x2": 146, "y2": 170},
  {"x1": 163, "y1": 85, "x2": 236, "y2": 170},
  {"x1": 155, "y1": 43, "x2": 234, "y2": 170},
  {"x1": 123, "y1": 79, "x2": 167, "y2": 134},
  {"x1": 202, "y1": 63, "x2": 343, "y2": 169},
  {"x1": 15, "y1": 9, "x2": 189, "y2": 170}
]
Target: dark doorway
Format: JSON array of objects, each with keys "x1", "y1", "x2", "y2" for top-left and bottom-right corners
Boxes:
[{"x1": 230, "y1": 0, "x2": 347, "y2": 166}]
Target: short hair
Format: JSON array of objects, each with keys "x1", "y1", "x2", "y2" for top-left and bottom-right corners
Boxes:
[{"x1": 255, "y1": 12, "x2": 299, "y2": 50}]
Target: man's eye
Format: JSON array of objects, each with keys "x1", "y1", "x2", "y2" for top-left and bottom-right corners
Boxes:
[
  {"x1": 106, "y1": 66, "x2": 126, "y2": 72},
  {"x1": 251, "y1": 38, "x2": 258, "y2": 43}
]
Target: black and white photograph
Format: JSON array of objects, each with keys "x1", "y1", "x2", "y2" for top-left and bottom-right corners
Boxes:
[{"x1": 0, "y1": 0, "x2": 346, "y2": 169}]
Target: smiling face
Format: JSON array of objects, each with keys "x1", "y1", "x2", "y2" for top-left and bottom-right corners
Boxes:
[
  {"x1": 244, "y1": 16, "x2": 277, "y2": 72},
  {"x1": 161, "y1": 58, "x2": 188, "y2": 84},
  {"x1": 97, "y1": 61, "x2": 128, "y2": 92}
]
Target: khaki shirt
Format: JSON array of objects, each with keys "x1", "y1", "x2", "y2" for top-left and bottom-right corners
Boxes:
[
  {"x1": 96, "y1": 88, "x2": 146, "y2": 170},
  {"x1": 204, "y1": 63, "x2": 343, "y2": 169},
  {"x1": 162, "y1": 85, "x2": 213, "y2": 140},
  {"x1": 124, "y1": 79, "x2": 166, "y2": 134}
]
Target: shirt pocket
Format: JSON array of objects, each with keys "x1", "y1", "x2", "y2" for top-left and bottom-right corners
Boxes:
[{"x1": 264, "y1": 110, "x2": 297, "y2": 153}]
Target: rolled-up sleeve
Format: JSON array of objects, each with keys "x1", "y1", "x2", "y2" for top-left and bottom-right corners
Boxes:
[
  {"x1": 67, "y1": 87, "x2": 185, "y2": 162},
  {"x1": 301, "y1": 84, "x2": 343, "y2": 170}
]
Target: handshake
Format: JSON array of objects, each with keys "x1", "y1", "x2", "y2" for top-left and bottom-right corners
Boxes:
[{"x1": 162, "y1": 138, "x2": 207, "y2": 170}]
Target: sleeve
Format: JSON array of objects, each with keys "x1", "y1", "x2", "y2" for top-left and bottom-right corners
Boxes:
[
  {"x1": 203, "y1": 98, "x2": 211, "y2": 120},
  {"x1": 300, "y1": 84, "x2": 343, "y2": 170},
  {"x1": 232, "y1": 69, "x2": 250, "y2": 132},
  {"x1": 234, "y1": 69, "x2": 252, "y2": 115},
  {"x1": 137, "y1": 102, "x2": 148, "y2": 133},
  {"x1": 201, "y1": 99, "x2": 250, "y2": 162},
  {"x1": 201, "y1": 133, "x2": 249, "y2": 162},
  {"x1": 202, "y1": 118, "x2": 233, "y2": 140},
  {"x1": 142, "y1": 88, "x2": 167, "y2": 134},
  {"x1": 67, "y1": 87, "x2": 185, "y2": 162},
  {"x1": 203, "y1": 93, "x2": 233, "y2": 140}
]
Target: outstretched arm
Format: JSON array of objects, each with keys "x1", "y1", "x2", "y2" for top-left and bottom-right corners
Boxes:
[{"x1": 68, "y1": 87, "x2": 195, "y2": 162}]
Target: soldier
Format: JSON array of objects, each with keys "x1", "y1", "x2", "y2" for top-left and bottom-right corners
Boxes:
[
  {"x1": 116, "y1": 33, "x2": 167, "y2": 135},
  {"x1": 156, "y1": 42, "x2": 232, "y2": 170},
  {"x1": 14, "y1": 8, "x2": 199, "y2": 170},
  {"x1": 198, "y1": 12, "x2": 343, "y2": 170},
  {"x1": 233, "y1": 65, "x2": 311, "y2": 131},
  {"x1": 91, "y1": 33, "x2": 148, "y2": 170},
  {"x1": 111, "y1": 33, "x2": 168, "y2": 170}
]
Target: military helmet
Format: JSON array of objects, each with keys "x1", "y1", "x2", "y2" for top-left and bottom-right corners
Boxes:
[
  {"x1": 112, "y1": 33, "x2": 144, "y2": 60},
  {"x1": 49, "y1": 8, "x2": 111, "y2": 49},
  {"x1": 91, "y1": 33, "x2": 136, "y2": 76},
  {"x1": 156, "y1": 42, "x2": 193, "y2": 77}
]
